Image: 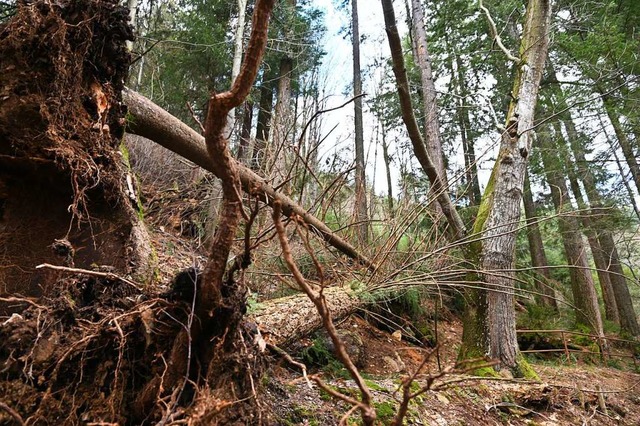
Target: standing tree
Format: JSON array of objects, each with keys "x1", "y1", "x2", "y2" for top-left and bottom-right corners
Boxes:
[{"x1": 351, "y1": 0, "x2": 369, "y2": 243}]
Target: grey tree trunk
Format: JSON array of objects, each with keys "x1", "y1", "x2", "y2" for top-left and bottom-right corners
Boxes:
[
  {"x1": 352, "y1": 0, "x2": 369, "y2": 244},
  {"x1": 476, "y1": 0, "x2": 552, "y2": 373},
  {"x1": 410, "y1": 0, "x2": 449, "y2": 211},
  {"x1": 523, "y1": 172, "x2": 557, "y2": 310}
]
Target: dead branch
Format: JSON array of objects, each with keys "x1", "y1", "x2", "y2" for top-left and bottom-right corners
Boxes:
[
  {"x1": 272, "y1": 202, "x2": 376, "y2": 425},
  {"x1": 35, "y1": 263, "x2": 141, "y2": 290}
]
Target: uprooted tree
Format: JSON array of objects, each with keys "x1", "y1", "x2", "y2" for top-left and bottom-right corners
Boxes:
[
  {"x1": 0, "y1": 0, "x2": 379, "y2": 423},
  {"x1": 0, "y1": 0, "x2": 280, "y2": 423}
]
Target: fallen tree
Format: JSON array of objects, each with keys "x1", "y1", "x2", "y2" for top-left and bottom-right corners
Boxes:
[{"x1": 123, "y1": 88, "x2": 375, "y2": 271}]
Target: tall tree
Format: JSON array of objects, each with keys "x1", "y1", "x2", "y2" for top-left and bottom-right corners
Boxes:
[
  {"x1": 409, "y1": 0, "x2": 449, "y2": 213},
  {"x1": 351, "y1": 0, "x2": 369, "y2": 243},
  {"x1": 538, "y1": 123, "x2": 605, "y2": 337},
  {"x1": 459, "y1": 0, "x2": 553, "y2": 375},
  {"x1": 522, "y1": 171, "x2": 558, "y2": 310}
]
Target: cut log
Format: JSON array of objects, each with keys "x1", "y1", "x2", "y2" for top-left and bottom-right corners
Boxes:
[{"x1": 123, "y1": 89, "x2": 375, "y2": 270}]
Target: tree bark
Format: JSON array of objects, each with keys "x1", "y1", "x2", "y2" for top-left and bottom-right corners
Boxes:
[
  {"x1": 522, "y1": 172, "x2": 557, "y2": 310},
  {"x1": 380, "y1": 0, "x2": 467, "y2": 242},
  {"x1": 410, "y1": 0, "x2": 449, "y2": 210},
  {"x1": 123, "y1": 89, "x2": 376, "y2": 270},
  {"x1": 469, "y1": 0, "x2": 552, "y2": 373},
  {"x1": 352, "y1": 0, "x2": 369, "y2": 244}
]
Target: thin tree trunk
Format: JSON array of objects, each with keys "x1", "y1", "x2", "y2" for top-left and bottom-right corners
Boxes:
[
  {"x1": 453, "y1": 52, "x2": 481, "y2": 206},
  {"x1": 523, "y1": 171, "x2": 557, "y2": 310},
  {"x1": 381, "y1": 123, "x2": 394, "y2": 218},
  {"x1": 410, "y1": 0, "x2": 449, "y2": 211},
  {"x1": 271, "y1": 55, "x2": 293, "y2": 186},
  {"x1": 539, "y1": 128, "x2": 604, "y2": 337},
  {"x1": 126, "y1": 0, "x2": 138, "y2": 51},
  {"x1": 352, "y1": 0, "x2": 369, "y2": 243},
  {"x1": 237, "y1": 101, "x2": 253, "y2": 162},
  {"x1": 602, "y1": 98, "x2": 640, "y2": 195},
  {"x1": 227, "y1": 0, "x2": 248, "y2": 136},
  {"x1": 252, "y1": 71, "x2": 275, "y2": 171}
]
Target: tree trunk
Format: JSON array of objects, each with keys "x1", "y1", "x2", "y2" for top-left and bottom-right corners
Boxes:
[
  {"x1": 539, "y1": 129, "x2": 604, "y2": 337},
  {"x1": 410, "y1": 0, "x2": 449, "y2": 211},
  {"x1": 126, "y1": 0, "x2": 138, "y2": 51},
  {"x1": 227, "y1": 0, "x2": 248, "y2": 136},
  {"x1": 123, "y1": 89, "x2": 376, "y2": 270},
  {"x1": 522, "y1": 172, "x2": 557, "y2": 310},
  {"x1": 453, "y1": 52, "x2": 481, "y2": 206},
  {"x1": 352, "y1": 0, "x2": 369, "y2": 244},
  {"x1": 562, "y1": 143, "x2": 619, "y2": 324},
  {"x1": 381, "y1": 0, "x2": 467, "y2": 242},
  {"x1": 381, "y1": 123, "x2": 395, "y2": 218},
  {"x1": 252, "y1": 287, "x2": 359, "y2": 345},
  {"x1": 546, "y1": 68, "x2": 640, "y2": 334},
  {"x1": 237, "y1": 101, "x2": 253, "y2": 162},
  {"x1": 252, "y1": 71, "x2": 275, "y2": 171},
  {"x1": 602, "y1": 98, "x2": 640, "y2": 195},
  {"x1": 468, "y1": 0, "x2": 552, "y2": 374}
]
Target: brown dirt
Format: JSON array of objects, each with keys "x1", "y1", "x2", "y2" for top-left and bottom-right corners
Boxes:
[
  {"x1": 0, "y1": 0, "x2": 142, "y2": 301},
  {"x1": 266, "y1": 316, "x2": 640, "y2": 425}
]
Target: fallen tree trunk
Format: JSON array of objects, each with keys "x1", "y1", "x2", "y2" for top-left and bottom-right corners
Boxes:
[
  {"x1": 252, "y1": 287, "x2": 360, "y2": 346},
  {"x1": 123, "y1": 88, "x2": 375, "y2": 270}
]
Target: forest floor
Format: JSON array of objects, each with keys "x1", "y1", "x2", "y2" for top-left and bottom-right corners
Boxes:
[
  {"x1": 143, "y1": 181, "x2": 640, "y2": 426},
  {"x1": 2, "y1": 182, "x2": 639, "y2": 425},
  {"x1": 265, "y1": 316, "x2": 640, "y2": 425}
]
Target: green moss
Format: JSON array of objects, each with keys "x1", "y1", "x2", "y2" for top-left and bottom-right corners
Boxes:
[
  {"x1": 374, "y1": 401, "x2": 396, "y2": 423},
  {"x1": 281, "y1": 405, "x2": 320, "y2": 426},
  {"x1": 514, "y1": 353, "x2": 540, "y2": 380},
  {"x1": 364, "y1": 379, "x2": 388, "y2": 393}
]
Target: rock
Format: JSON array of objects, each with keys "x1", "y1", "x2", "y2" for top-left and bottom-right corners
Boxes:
[{"x1": 322, "y1": 329, "x2": 365, "y2": 368}]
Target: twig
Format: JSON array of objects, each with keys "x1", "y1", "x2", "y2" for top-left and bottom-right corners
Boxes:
[
  {"x1": 478, "y1": 0, "x2": 520, "y2": 64},
  {"x1": 35, "y1": 263, "x2": 141, "y2": 290},
  {"x1": 186, "y1": 102, "x2": 205, "y2": 134},
  {"x1": 267, "y1": 343, "x2": 312, "y2": 388},
  {"x1": 272, "y1": 202, "x2": 376, "y2": 425},
  {"x1": 0, "y1": 297, "x2": 47, "y2": 310},
  {"x1": 0, "y1": 402, "x2": 25, "y2": 426}
]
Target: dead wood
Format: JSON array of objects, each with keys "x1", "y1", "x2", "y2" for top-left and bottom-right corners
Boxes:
[{"x1": 122, "y1": 88, "x2": 376, "y2": 271}]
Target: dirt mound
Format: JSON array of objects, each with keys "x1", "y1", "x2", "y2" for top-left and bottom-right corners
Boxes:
[{"x1": 0, "y1": 0, "x2": 152, "y2": 299}]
